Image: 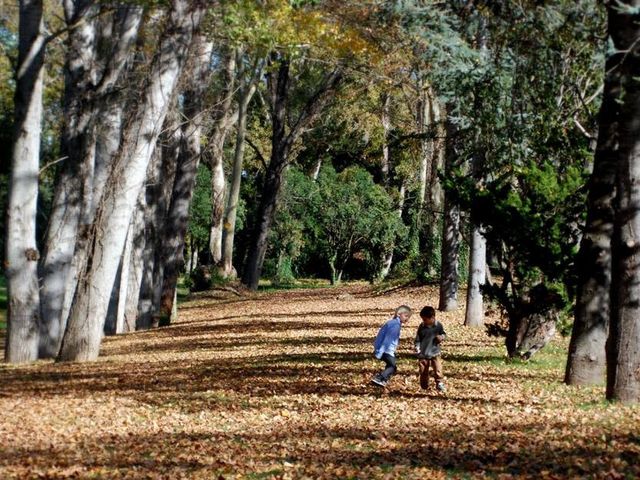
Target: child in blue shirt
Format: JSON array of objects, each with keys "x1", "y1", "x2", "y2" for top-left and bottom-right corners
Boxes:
[{"x1": 371, "y1": 305, "x2": 413, "y2": 387}]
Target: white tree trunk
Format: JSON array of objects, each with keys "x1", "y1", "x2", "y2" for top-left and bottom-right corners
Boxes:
[
  {"x1": 38, "y1": 2, "x2": 98, "y2": 358},
  {"x1": 222, "y1": 80, "x2": 257, "y2": 278},
  {"x1": 464, "y1": 226, "x2": 486, "y2": 327},
  {"x1": 208, "y1": 50, "x2": 237, "y2": 265},
  {"x1": 124, "y1": 196, "x2": 146, "y2": 332},
  {"x1": 58, "y1": 0, "x2": 203, "y2": 362},
  {"x1": 39, "y1": 4, "x2": 142, "y2": 357},
  {"x1": 209, "y1": 143, "x2": 226, "y2": 265},
  {"x1": 5, "y1": 0, "x2": 45, "y2": 363}
]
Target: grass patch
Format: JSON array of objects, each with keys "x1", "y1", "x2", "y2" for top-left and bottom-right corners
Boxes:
[{"x1": 258, "y1": 278, "x2": 333, "y2": 292}]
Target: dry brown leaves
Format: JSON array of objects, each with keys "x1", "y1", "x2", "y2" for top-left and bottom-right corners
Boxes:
[{"x1": 0, "y1": 284, "x2": 639, "y2": 479}]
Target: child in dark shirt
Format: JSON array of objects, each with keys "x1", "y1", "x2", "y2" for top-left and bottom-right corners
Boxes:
[{"x1": 414, "y1": 306, "x2": 446, "y2": 392}]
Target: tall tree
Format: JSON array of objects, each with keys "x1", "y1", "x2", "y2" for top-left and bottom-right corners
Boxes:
[
  {"x1": 438, "y1": 119, "x2": 460, "y2": 312},
  {"x1": 5, "y1": 0, "x2": 45, "y2": 363},
  {"x1": 607, "y1": 0, "x2": 640, "y2": 403},
  {"x1": 158, "y1": 34, "x2": 214, "y2": 322},
  {"x1": 221, "y1": 53, "x2": 260, "y2": 279},
  {"x1": 565, "y1": 25, "x2": 618, "y2": 386},
  {"x1": 242, "y1": 54, "x2": 342, "y2": 290},
  {"x1": 208, "y1": 49, "x2": 237, "y2": 266},
  {"x1": 39, "y1": 3, "x2": 143, "y2": 357},
  {"x1": 58, "y1": 0, "x2": 205, "y2": 362}
]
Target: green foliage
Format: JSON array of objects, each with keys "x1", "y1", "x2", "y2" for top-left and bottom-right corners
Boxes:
[
  {"x1": 188, "y1": 164, "x2": 213, "y2": 251},
  {"x1": 270, "y1": 165, "x2": 404, "y2": 283}
]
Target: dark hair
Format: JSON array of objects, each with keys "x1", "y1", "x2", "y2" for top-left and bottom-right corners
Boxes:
[{"x1": 420, "y1": 306, "x2": 436, "y2": 318}]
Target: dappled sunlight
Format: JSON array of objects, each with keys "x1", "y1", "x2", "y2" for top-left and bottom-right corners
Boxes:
[{"x1": 0, "y1": 285, "x2": 638, "y2": 479}]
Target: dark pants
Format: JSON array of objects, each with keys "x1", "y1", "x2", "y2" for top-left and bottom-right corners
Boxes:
[{"x1": 379, "y1": 353, "x2": 397, "y2": 381}]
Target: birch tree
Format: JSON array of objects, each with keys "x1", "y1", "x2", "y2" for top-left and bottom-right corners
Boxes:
[
  {"x1": 208, "y1": 49, "x2": 237, "y2": 266},
  {"x1": 5, "y1": 0, "x2": 45, "y2": 363}
]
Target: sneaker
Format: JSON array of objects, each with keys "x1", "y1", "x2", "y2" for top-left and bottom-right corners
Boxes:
[
  {"x1": 371, "y1": 376, "x2": 387, "y2": 387},
  {"x1": 436, "y1": 382, "x2": 446, "y2": 392}
]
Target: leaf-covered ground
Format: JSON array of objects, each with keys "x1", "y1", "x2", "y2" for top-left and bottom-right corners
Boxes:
[{"x1": 1, "y1": 284, "x2": 639, "y2": 479}]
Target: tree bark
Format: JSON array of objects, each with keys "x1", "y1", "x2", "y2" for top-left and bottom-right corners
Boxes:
[
  {"x1": 58, "y1": 0, "x2": 204, "y2": 362},
  {"x1": 123, "y1": 195, "x2": 146, "y2": 333},
  {"x1": 137, "y1": 118, "x2": 179, "y2": 330},
  {"x1": 564, "y1": 23, "x2": 619, "y2": 386},
  {"x1": 465, "y1": 226, "x2": 486, "y2": 327},
  {"x1": 5, "y1": 0, "x2": 45, "y2": 363},
  {"x1": 39, "y1": 4, "x2": 143, "y2": 357},
  {"x1": 607, "y1": 1, "x2": 640, "y2": 403},
  {"x1": 221, "y1": 56, "x2": 260, "y2": 279},
  {"x1": 159, "y1": 35, "x2": 213, "y2": 322},
  {"x1": 38, "y1": 0, "x2": 97, "y2": 358},
  {"x1": 438, "y1": 119, "x2": 460, "y2": 311},
  {"x1": 208, "y1": 50, "x2": 237, "y2": 266}
]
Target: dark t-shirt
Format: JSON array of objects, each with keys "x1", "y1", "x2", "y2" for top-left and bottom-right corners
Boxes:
[{"x1": 414, "y1": 321, "x2": 446, "y2": 358}]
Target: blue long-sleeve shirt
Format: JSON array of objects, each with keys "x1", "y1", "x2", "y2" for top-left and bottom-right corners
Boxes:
[{"x1": 373, "y1": 316, "x2": 402, "y2": 359}]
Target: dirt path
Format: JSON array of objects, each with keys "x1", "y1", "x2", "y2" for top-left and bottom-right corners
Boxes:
[{"x1": 0, "y1": 284, "x2": 638, "y2": 479}]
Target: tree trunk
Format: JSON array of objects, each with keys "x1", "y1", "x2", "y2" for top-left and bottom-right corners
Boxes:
[
  {"x1": 39, "y1": 4, "x2": 142, "y2": 357},
  {"x1": 114, "y1": 221, "x2": 133, "y2": 334},
  {"x1": 159, "y1": 35, "x2": 213, "y2": 322},
  {"x1": 123, "y1": 196, "x2": 146, "y2": 333},
  {"x1": 5, "y1": 0, "x2": 45, "y2": 363},
  {"x1": 222, "y1": 75, "x2": 258, "y2": 279},
  {"x1": 242, "y1": 55, "x2": 342, "y2": 290},
  {"x1": 38, "y1": 1, "x2": 98, "y2": 358},
  {"x1": 424, "y1": 90, "x2": 444, "y2": 277},
  {"x1": 608, "y1": 1, "x2": 640, "y2": 403},
  {"x1": 138, "y1": 122, "x2": 179, "y2": 330},
  {"x1": 513, "y1": 311, "x2": 558, "y2": 359},
  {"x1": 243, "y1": 151, "x2": 287, "y2": 290},
  {"x1": 208, "y1": 50, "x2": 237, "y2": 266},
  {"x1": 438, "y1": 119, "x2": 460, "y2": 311},
  {"x1": 380, "y1": 183, "x2": 406, "y2": 280},
  {"x1": 58, "y1": 0, "x2": 203, "y2": 362},
  {"x1": 378, "y1": 91, "x2": 399, "y2": 281},
  {"x1": 464, "y1": 226, "x2": 486, "y2": 327},
  {"x1": 380, "y1": 92, "x2": 391, "y2": 186},
  {"x1": 564, "y1": 29, "x2": 619, "y2": 387}
]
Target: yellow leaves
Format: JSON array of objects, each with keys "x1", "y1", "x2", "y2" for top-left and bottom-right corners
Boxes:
[
  {"x1": 220, "y1": 0, "x2": 380, "y2": 62},
  {"x1": 1, "y1": 284, "x2": 640, "y2": 478}
]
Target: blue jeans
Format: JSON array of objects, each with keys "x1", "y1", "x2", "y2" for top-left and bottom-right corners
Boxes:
[{"x1": 379, "y1": 353, "x2": 397, "y2": 381}]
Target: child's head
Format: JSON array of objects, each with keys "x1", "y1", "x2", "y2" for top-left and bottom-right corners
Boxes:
[
  {"x1": 395, "y1": 305, "x2": 413, "y2": 324},
  {"x1": 420, "y1": 306, "x2": 436, "y2": 326}
]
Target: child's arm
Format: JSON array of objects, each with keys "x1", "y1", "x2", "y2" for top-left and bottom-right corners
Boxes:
[
  {"x1": 436, "y1": 323, "x2": 446, "y2": 343},
  {"x1": 380, "y1": 322, "x2": 401, "y2": 355}
]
